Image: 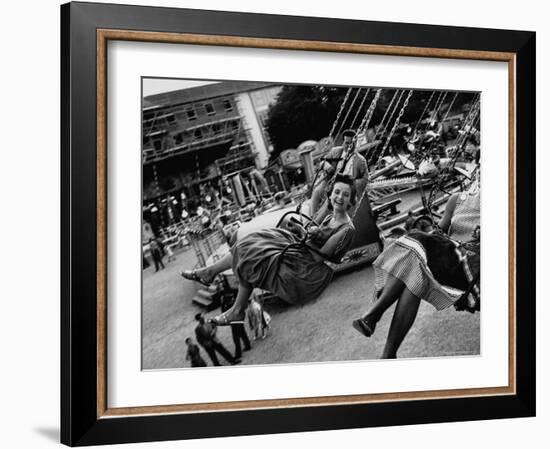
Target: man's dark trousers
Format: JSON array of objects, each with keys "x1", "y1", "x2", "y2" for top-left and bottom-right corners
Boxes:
[
  {"x1": 231, "y1": 323, "x2": 251, "y2": 359},
  {"x1": 202, "y1": 341, "x2": 236, "y2": 366}
]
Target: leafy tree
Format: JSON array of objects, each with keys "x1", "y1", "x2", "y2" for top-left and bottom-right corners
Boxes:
[
  {"x1": 265, "y1": 86, "x2": 477, "y2": 162},
  {"x1": 265, "y1": 85, "x2": 347, "y2": 161}
]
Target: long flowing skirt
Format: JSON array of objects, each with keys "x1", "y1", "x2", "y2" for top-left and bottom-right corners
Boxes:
[{"x1": 231, "y1": 228, "x2": 333, "y2": 305}]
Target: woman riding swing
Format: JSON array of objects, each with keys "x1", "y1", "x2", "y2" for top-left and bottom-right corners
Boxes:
[
  {"x1": 352, "y1": 177, "x2": 481, "y2": 359},
  {"x1": 181, "y1": 174, "x2": 357, "y2": 325}
]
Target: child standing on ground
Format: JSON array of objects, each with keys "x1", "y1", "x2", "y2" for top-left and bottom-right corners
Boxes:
[
  {"x1": 246, "y1": 291, "x2": 271, "y2": 340},
  {"x1": 184, "y1": 337, "x2": 207, "y2": 367}
]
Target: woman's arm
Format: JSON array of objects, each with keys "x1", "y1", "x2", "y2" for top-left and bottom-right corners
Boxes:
[
  {"x1": 310, "y1": 225, "x2": 355, "y2": 262},
  {"x1": 354, "y1": 156, "x2": 369, "y2": 201},
  {"x1": 438, "y1": 192, "x2": 460, "y2": 233},
  {"x1": 285, "y1": 219, "x2": 307, "y2": 239}
]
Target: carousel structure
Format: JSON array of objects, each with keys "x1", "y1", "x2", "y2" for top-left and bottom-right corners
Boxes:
[{"x1": 159, "y1": 86, "x2": 481, "y2": 307}]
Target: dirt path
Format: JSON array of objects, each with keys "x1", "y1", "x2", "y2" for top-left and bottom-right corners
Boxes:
[{"x1": 142, "y1": 248, "x2": 480, "y2": 369}]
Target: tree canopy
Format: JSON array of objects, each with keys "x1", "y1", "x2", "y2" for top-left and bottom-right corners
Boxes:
[
  {"x1": 265, "y1": 86, "x2": 476, "y2": 162},
  {"x1": 265, "y1": 85, "x2": 347, "y2": 161}
]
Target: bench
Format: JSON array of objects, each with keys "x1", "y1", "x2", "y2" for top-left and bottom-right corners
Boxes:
[{"x1": 373, "y1": 198, "x2": 402, "y2": 218}]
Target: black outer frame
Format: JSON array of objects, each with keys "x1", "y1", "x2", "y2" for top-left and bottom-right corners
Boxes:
[{"x1": 60, "y1": 1, "x2": 535, "y2": 446}]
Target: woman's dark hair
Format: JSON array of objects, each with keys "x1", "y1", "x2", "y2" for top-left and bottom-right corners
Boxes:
[
  {"x1": 327, "y1": 174, "x2": 357, "y2": 210},
  {"x1": 389, "y1": 227, "x2": 407, "y2": 238}
]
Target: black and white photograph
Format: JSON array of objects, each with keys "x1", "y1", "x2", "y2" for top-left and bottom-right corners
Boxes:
[{"x1": 141, "y1": 79, "x2": 481, "y2": 369}]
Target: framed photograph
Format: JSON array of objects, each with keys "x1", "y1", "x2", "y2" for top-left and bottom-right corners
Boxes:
[{"x1": 61, "y1": 1, "x2": 535, "y2": 446}]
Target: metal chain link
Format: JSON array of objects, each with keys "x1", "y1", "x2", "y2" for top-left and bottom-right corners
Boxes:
[
  {"x1": 412, "y1": 90, "x2": 435, "y2": 136},
  {"x1": 368, "y1": 90, "x2": 405, "y2": 166},
  {"x1": 432, "y1": 91, "x2": 448, "y2": 122},
  {"x1": 380, "y1": 89, "x2": 413, "y2": 157},
  {"x1": 334, "y1": 87, "x2": 362, "y2": 138},
  {"x1": 329, "y1": 87, "x2": 353, "y2": 138},
  {"x1": 440, "y1": 91, "x2": 459, "y2": 124},
  {"x1": 350, "y1": 88, "x2": 371, "y2": 130},
  {"x1": 379, "y1": 89, "x2": 405, "y2": 144},
  {"x1": 374, "y1": 89, "x2": 399, "y2": 140},
  {"x1": 429, "y1": 91, "x2": 444, "y2": 123},
  {"x1": 321, "y1": 88, "x2": 380, "y2": 219},
  {"x1": 358, "y1": 88, "x2": 382, "y2": 136},
  {"x1": 455, "y1": 95, "x2": 480, "y2": 148},
  {"x1": 352, "y1": 91, "x2": 413, "y2": 219},
  {"x1": 419, "y1": 91, "x2": 459, "y2": 159},
  {"x1": 426, "y1": 94, "x2": 480, "y2": 208}
]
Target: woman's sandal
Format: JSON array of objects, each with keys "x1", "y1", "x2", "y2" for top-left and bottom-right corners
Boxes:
[
  {"x1": 352, "y1": 317, "x2": 376, "y2": 338},
  {"x1": 180, "y1": 270, "x2": 212, "y2": 287},
  {"x1": 209, "y1": 313, "x2": 245, "y2": 327}
]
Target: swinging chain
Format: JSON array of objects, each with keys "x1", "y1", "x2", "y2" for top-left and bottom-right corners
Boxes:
[
  {"x1": 440, "y1": 92, "x2": 459, "y2": 125},
  {"x1": 429, "y1": 91, "x2": 445, "y2": 123},
  {"x1": 426, "y1": 94, "x2": 480, "y2": 212},
  {"x1": 350, "y1": 88, "x2": 371, "y2": 130},
  {"x1": 304, "y1": 88, "x2": 357, "y2": 209},
  {"x1": 418, "y1": 91, "x2": 460, "y2": 160},
  {"x1": 412, "y1": 91, "x2": 435, "y2": 136},
  {"x1": 329, "y1": 87, "x2": 353, "y2": 138},
  {"x1": 311, "y1": 88, "x2": 381, "y2": 217},
  {"x1": 379, "y1": 89, "x2": 414, "y2": 158},
  {"x1": 358, "y1": 88, "x2": 382, "y2": 137},
  {"x1": 352, "y1": 90, "x2": 413, "y2": 220},
  {"x1": 374, "y1": 89, "x2": 401, "y2": 140},
  {"x1": 335, "y1": 88, "x2": 362, "y2": 138}
]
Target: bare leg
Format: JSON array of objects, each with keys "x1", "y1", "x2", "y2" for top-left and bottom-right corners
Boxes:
[
  {"x1": 353, "y1": 274, "x2": 406, "y2": 338},
  {"x1": 214, "y1": 283, "x2": 252, "y2": 324},
  {"x1": 188, "y1": 252, "x2": 233, "y2": 282},
  {"x1": 310, "y1": 180, "x2": 326, "y2": 217},
  {"x1": 381, "y1": 287, "x2": 421, "y2": 359},
  {"x1": 363, "y1": 274, "x2": 406, "y2": 324}
]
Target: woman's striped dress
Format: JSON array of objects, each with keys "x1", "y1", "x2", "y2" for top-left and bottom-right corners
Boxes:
[{"x1": 373, "y1": 192, "x2": 480, "y2": 310}]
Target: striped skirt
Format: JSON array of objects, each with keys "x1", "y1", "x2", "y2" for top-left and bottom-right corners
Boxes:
[{"x1": 373, "y1": 233, "x2": 471, "y2": 310}]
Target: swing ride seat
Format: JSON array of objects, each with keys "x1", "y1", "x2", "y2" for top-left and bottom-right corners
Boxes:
[
  {"x1": 275, "y1": 210, "x2": 317, "y2": 234},
  {"x1": 372, "y1": 198, "x2": 402, "y2": 218},
  {"x1": 275, "y1": 208, "x2": 382, "y2": 273}
]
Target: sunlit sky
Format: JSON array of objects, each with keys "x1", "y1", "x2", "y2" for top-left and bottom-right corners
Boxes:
[{"x1": 142, "y1": 78, "x2": 218, "y2": 97}]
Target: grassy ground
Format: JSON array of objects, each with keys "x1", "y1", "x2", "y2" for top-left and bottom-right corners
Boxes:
[{"x1": 142, "y1": 246, "x2": 480, "y2": 369}]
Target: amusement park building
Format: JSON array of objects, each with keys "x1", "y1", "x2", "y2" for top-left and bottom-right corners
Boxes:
[{"x1": 142, "y1": 81, "x2": 281, "y2": 202}]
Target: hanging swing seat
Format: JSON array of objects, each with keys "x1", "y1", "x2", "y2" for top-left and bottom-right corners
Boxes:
[{"x1": 372, "y1": 198, "x2": 402, "y2": 218}]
